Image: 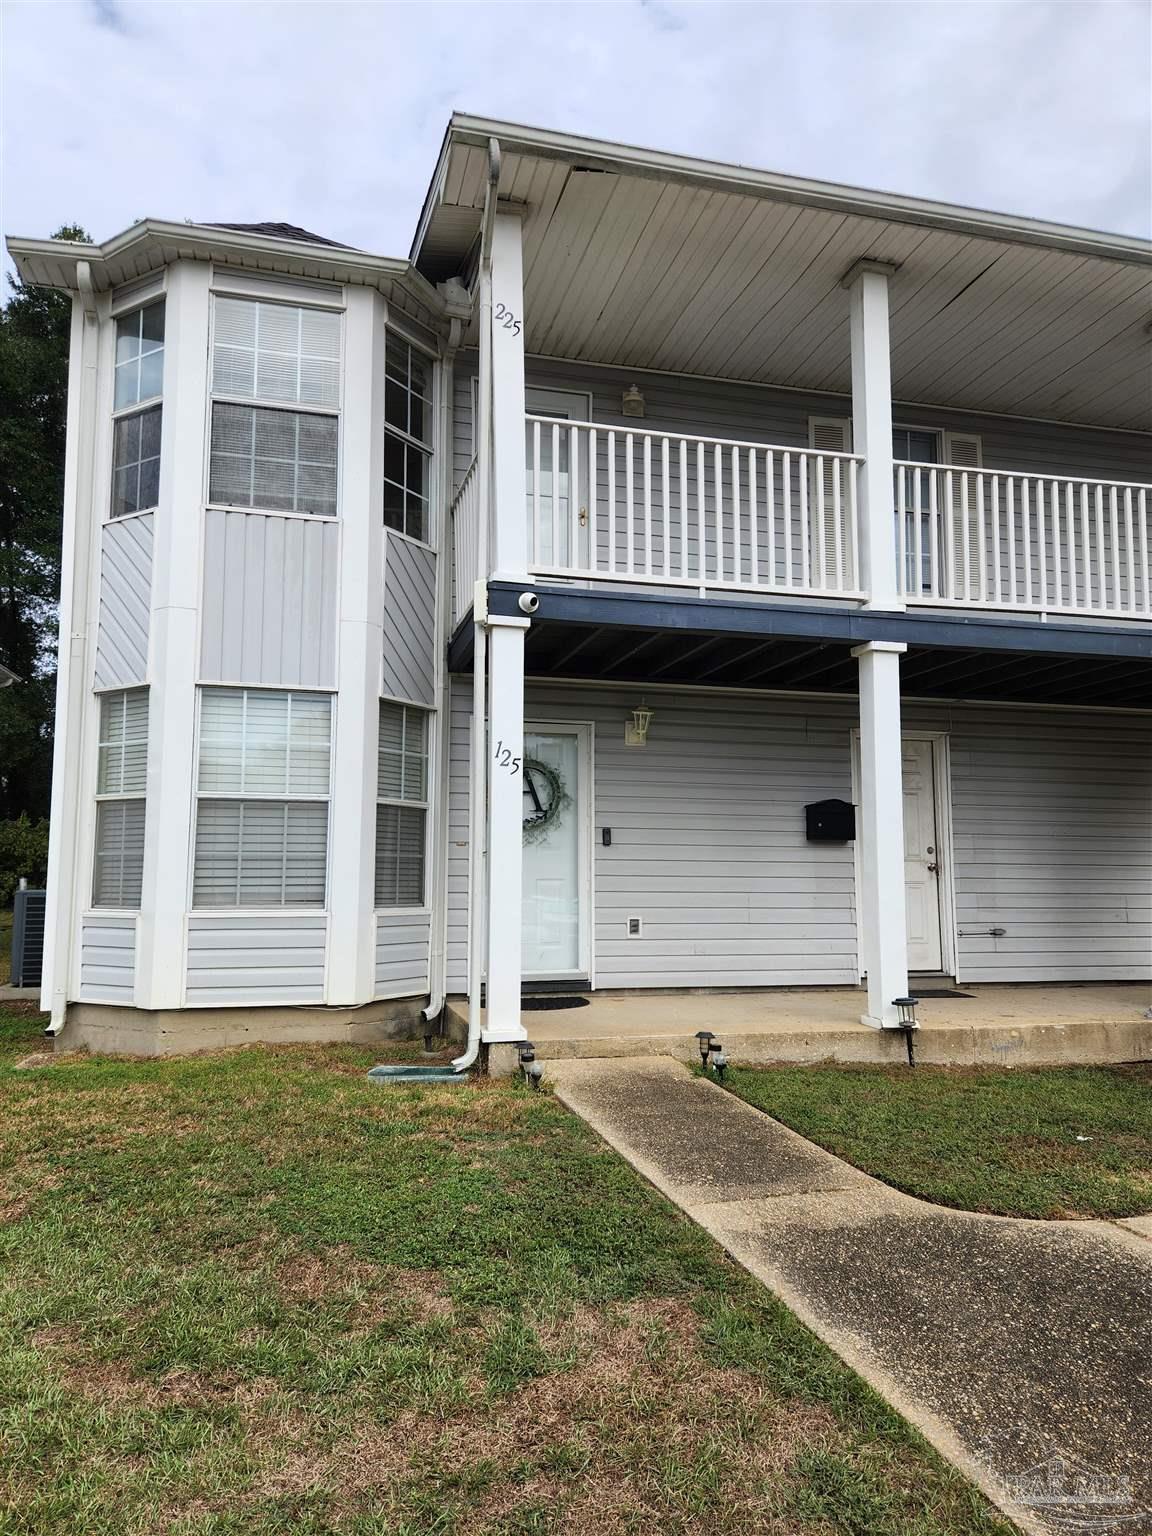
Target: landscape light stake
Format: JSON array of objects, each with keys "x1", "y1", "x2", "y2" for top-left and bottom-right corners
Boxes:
[
  {"x1": 708, "y1": 1040, "x2": 728, "y2": 1081},
  {"x1": 893, "y1": 998, "x2": 920, "y2": 1067},
  {"x1": 695, "y1": 1030, "x2": 715, "y2": 1069}
]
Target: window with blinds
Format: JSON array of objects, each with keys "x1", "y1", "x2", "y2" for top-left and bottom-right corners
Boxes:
[
  {"x1": 375, "y1": 701, "x2": 428, "y2": 907},
  {"x1": 383, "y1": 333, "x2": 432, "y2": 542},
  {"x1": 111, "y1": 301, "x2": 164, "y2": 518},
  {"x1": 92, "y1": 689, "x2": 148, "y2": 908},
  {"x1": 193, "y1": 688, "x2": 332, "y2": 908},
  {"x1": 208, "y1": 295, "x2": 341, "y2": 517}
]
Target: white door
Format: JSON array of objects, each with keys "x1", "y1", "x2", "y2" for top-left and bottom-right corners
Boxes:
[
  {"x1": 902, "y1": 739, "x2": 943, "y2": 971},
  {"x1": 522, "y1": 725, "x2": 590, "y2": 980},
  {"x1": 525, "y1": 388, "x2": 591, "y2": 570}
]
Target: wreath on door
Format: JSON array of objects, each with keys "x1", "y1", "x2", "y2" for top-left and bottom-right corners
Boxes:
[{"x1": 522, "y1": 756, "x2": 572, "y2": 844}]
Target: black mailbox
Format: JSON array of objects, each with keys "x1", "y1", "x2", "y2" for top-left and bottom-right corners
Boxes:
[{"x1": 805, "y1": 799, "x2": 856, "y2": 842}]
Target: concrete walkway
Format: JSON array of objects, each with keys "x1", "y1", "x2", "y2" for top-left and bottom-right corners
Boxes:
[{"x1": 549, "y1": 1057, "x2": 1152, "y2": 1536}]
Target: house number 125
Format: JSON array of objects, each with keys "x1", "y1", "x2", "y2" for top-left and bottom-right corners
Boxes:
[{"x1": 493, "y1": 740, "x2": 522, "y2": 774}]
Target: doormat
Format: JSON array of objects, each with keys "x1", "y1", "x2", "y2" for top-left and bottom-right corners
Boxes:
[
  {"x1": 521, "y1": 996, "x2": 591, "y2": 1011},
  {"x1": 913, "y1": 989, "x2": 976, "y2": 999}
]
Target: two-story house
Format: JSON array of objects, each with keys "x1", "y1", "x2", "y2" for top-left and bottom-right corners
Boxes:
[{"x1": 8, "y1": 116, "x2": 1150, "y2": 1063}]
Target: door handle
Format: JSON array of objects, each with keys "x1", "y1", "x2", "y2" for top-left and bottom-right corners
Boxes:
[{"x1": 927, "y1": 862, "x2": 939, "y2": 875}]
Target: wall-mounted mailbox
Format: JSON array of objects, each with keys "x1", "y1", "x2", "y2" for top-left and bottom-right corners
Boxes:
[{"x1": 805, "y1": 799, "x2": 856, "y2": 843}]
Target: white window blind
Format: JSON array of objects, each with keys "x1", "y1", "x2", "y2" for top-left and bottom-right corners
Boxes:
[
  {"x1": 212, "y1": 297, "x2": 340, "y2": 408},
  {"x1": 194, "y1": 688, "x2": 332, "y2": 909},
  {"x1": 92, "y1": 689, "x2": 149, "y2": 909},
  {"x1": 375, "y1": 702, "x2": 427, "y2": 907}
]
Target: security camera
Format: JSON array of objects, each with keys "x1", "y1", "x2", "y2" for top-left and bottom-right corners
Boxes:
[{"x1": 518, "y1": 591, "x2": 540, "y2": 615}]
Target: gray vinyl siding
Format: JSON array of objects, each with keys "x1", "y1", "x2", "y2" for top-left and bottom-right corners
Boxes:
[
  {"x1": 79, "y1": 913, "x2": 137, "y2": 1002},
  {"x1": 381, "y1": 533, "x2": 436, "y2": 706},
  {"x1": 374, "y1": 911, "x2": 431, "y2": 998},
  {"x1": 200, "y1": 509, "x2": 338, "y2": 688},
  {"x1": 932, "y1": 707, "x2": 1152, "y2": 981},
  {"x1": 185, "y1": 911, "x2": 327, "y2": 1005},
  {"x1": 94, "y1": 514, "x2": 153, "y2": 689},
  {"x1": 453, "y1": 355, "x2": 1152, "y2": 492},
  {"x1": 446, "y1": 680, "x2": 1151, "y2": 991}
]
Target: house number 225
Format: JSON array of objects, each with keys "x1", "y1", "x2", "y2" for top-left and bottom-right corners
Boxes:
[
  {"x1": 493, "y1": 740, "x2": 522, "y2": 774},
  {"x1": 495, "y1": 302, "x2": 522, "y2": 336}
]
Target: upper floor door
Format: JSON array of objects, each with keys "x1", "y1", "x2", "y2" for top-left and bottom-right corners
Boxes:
[{"x1": 525, "y1": 387, "x2": 591, "y2": 571}]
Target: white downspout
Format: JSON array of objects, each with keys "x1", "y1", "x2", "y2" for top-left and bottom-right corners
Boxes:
[
  {"x1": 454, "y1": 137, "x2": 501, "y2": 1073},
  {"x1": 422, "y1": 309, "x2": 466, "y2": 1028},
  {"x1": 44, "y1": 262, "x2": 100, "y2": 1036}
]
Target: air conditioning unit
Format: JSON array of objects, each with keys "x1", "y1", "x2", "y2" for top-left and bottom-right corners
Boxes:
[{"x1": 11, "y1": 887, "x2": 46, "y2": 989}]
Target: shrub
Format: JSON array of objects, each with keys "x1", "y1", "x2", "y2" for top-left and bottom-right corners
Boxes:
[{"x1": 0, "y1": 817, "x2": 50, "y2": 907}]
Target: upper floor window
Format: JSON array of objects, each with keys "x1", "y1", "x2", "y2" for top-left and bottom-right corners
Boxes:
[
  {"x1": 111, "y1": 301, "x2": 164, "y2": 518},
  {"x1": 383, "y1": 334, "x2": 431, "y2": 542},
  {"x1": 209, "y1": 296, "x2": 341, "y2": 517}
]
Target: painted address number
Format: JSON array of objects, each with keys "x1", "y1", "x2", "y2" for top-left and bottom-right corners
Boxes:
[
  {"x1": 495, "y1": 302, "x2": 522, "y2": 336},
  {"x1": 494, "y1": 739, "x2": 522, "y2": 774}
]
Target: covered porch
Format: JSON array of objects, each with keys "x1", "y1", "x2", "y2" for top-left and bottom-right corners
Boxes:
[{"x1": 447, "y1": 983, "x2": 1152, "y2": 1069}]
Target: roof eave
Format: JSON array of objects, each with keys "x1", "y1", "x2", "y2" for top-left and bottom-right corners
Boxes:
[
  {"x1": 6, "y1": 221, "x2": 447, "y2": 317},
  {"x1": 439, "y1": 112, "x2": 1152, "y2": 267}
]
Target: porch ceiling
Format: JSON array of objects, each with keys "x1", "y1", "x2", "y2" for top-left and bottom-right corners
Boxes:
[
  {"x1": 451, "y1": 585, "x2": 1152, "y2": 709},
  {"x1": 416, "y1": 117, "x2": 1152, "y2": 432}
]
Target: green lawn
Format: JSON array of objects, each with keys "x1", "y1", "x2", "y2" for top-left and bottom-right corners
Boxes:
[
  {"x1": 0, "y1": 1005, "x2": 1010, "y2": 1536},
  {"x1": 724, "y1": 1062, "x2": 1152, "y2": 1220}
]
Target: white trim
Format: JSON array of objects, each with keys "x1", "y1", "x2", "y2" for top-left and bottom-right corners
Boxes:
[
  {"x1": 522, "y1": 718, "x2": 595, "y2": 985},
  {"x1": 203, "y1": 501, "x2": 337, "y2": 523},
  {"x1": 850, "y1": 727, "x2": 958, "y2": 982},
  {"x1": 208, "y1": 268, "x2": 345, "y2": 308}
]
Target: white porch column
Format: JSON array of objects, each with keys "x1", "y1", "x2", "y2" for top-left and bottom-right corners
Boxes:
[
  {"x1": 135, "y1": 261, "x2": 211, "y2": 1009},
  {"x1": 484, "y1": 615, "x2": 530, "y2": 1040},
  {"x1": 852, "y1": 641, "x2": 909, "y2": 1029},
  {"x1": 326, "y1": 286, "x2": 385, "y2": 1004},
  {"x1": 489, "y1": 209, "x2": 528, "y2": 582},
  {"x1": 481, "y1": 207, "x2": 529, "y2": 1043},
  {"x1": 844, "y1": 259, "x2": 901, "y2": 611}
]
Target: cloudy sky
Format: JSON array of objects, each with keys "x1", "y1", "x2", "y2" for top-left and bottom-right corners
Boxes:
[{"x1": 3, "y1": 0, "x2": 1150, "y2": 274}]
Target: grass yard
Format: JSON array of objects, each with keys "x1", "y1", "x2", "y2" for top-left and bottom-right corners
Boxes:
[
  {"x1": 724, "y1": 1062, "x2": 1152, "y2": 1220},
  {"x1": 0, "y1": 1006, "x2": 1012, "y2": 1536}
]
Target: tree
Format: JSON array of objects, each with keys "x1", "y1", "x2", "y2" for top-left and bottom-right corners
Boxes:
[{"x1": 0, "y1": 225, "x2": 90, "y2": 819}]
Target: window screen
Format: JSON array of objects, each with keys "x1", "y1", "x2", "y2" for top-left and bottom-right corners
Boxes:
[
  {"x1": 209, "y1": 402, "x2": 338, "y2": 516},
  {"x1": 114, "y1": 301, "x2": 165, "y2": 410},
  {"x1": 383, "y1": 333, "x2": 432, "y2": 542},
  {"x1": 213, "y1": 297, "x2": 341, "y2": 409},
  {"x1": 112, "y1": 405, "x2": 162, "y2": 517}
]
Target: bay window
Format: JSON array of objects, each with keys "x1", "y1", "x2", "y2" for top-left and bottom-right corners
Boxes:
[
  {"x1": 111, "y1": 301, "x2": 164, "y2": 517},
  {"x1": 209, "y1": 296, "x2": 341, "y2": 517},
  {"x1": 193, "y1": 688, "x2": 332, "y2": 907},
  {"x1": 375, "y1": 702, "x2": 428, "y2": 906},
  {"x1": 92, "y1": 689, "x2": 148, "y2": 907}
]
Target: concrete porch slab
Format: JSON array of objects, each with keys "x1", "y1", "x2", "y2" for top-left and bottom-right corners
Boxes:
[{"x1": 453, "y1": 983, "x2": 1152, "y2": 1070}]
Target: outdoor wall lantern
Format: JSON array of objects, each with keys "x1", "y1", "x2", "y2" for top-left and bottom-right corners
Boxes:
[
  {"x1": 625, "y1": 702, "x2": 654, "y2": 746},
  {"x1": 621, "y1": 383, "x2": 646, "y2": 417},
  {"x1": 695, "y1": 1029, "x2": 715, "y2": 1067}
]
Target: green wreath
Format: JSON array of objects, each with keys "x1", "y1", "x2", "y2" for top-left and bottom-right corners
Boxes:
[{"x1": 522, "y1": 756, "x2": 572, "y2": 844}]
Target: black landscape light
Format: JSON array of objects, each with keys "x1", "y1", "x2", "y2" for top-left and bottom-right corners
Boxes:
[
  {"x1": 695, "y1": 1030, "x2": 715, "y2": 1068},
  {"x1": 893, "y1": 998, "x2": 919, "y2": 1030}
]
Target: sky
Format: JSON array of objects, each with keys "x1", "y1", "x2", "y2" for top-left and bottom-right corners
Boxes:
[{"x1": 2, "y1": 0, "x2": 1150, "y2": 278}]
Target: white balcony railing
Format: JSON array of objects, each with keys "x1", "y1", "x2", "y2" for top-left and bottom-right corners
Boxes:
[
  {"x1": 526, "y1": 416, "x2": 865, "y2": 599},
  {"x1": 894, "y1": 463, "x2": 1151, "y2": 618},
  {"x1": 451, "y1": 455, "x2": 480, "y2": 625}
]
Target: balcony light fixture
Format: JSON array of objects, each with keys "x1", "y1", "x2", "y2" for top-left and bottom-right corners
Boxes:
[
  {"x1": 622, "y1": 383, "x2": 645, "y2": 417},
  {"x1": 625, "y1": 702, "x2": 653, "y2": 746}
]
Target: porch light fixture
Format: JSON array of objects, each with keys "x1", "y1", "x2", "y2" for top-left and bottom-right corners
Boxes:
[
  {"x1": 695, "y1": 1029, "x2": 715, "y2": 1067},
  {"x1": 621, "y1": 383, "x2": 645, "y2": 417},
  {"x1": 625, "y1": 702, "x2": 653, "y2": 747}
]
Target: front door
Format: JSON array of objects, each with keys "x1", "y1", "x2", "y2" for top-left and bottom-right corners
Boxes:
[
  {"x1": 902, "y1": 738, "x2": 943, "y2": 971},
  {"x1": 522, "y1": 724, "x2": 590, "y2": 981}
]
